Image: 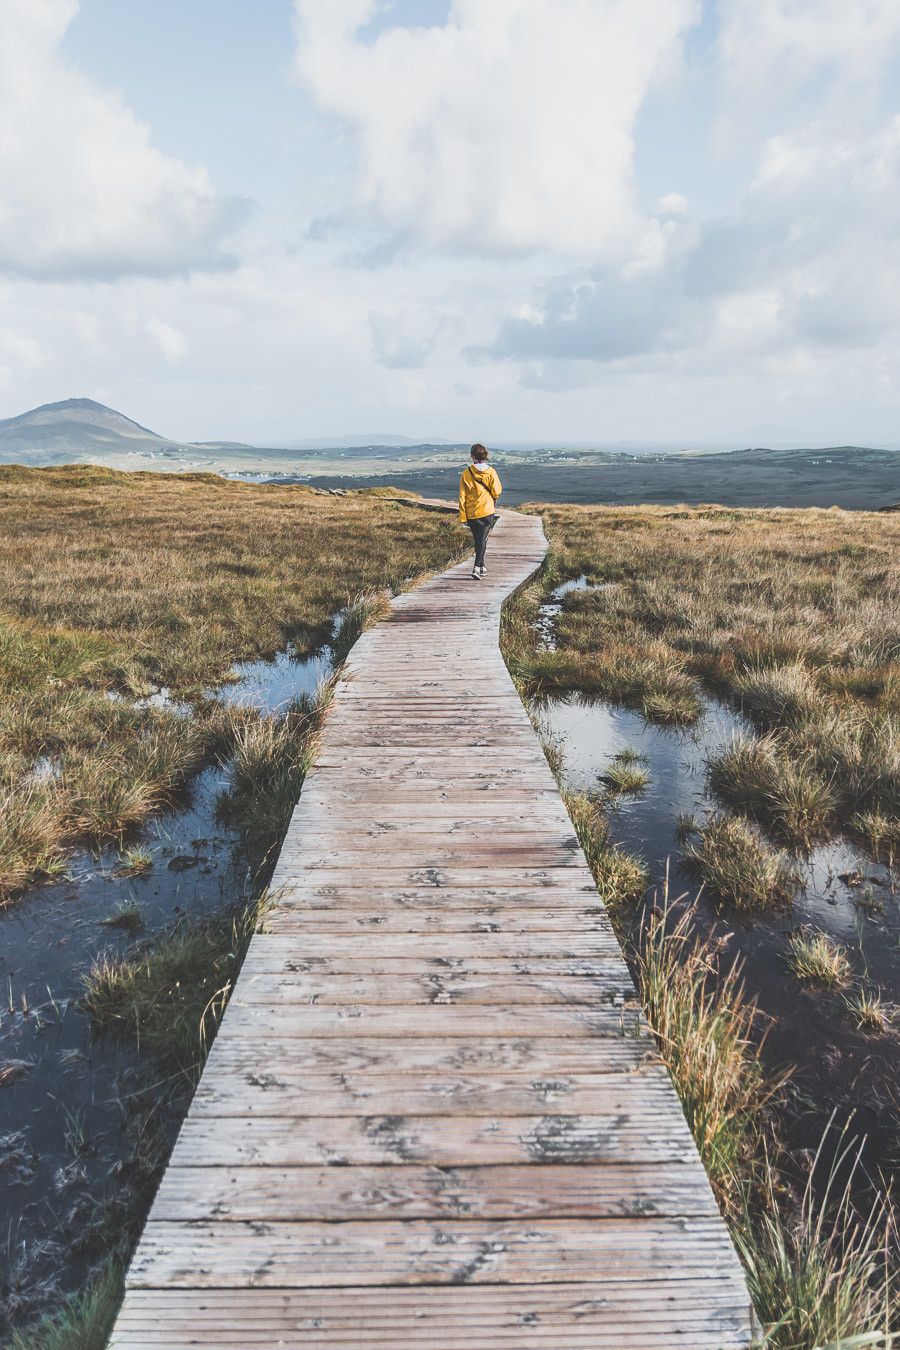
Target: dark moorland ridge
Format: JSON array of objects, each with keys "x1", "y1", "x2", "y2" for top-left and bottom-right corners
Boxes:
[{"x1": 1, "y1": 397, "x2": 897, "y2": 509}]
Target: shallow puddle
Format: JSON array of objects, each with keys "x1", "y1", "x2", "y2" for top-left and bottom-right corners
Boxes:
[
  {"x1": 539, "y1": 692, "x2": 900, "y2": 1186},
  {"x1": 215, "y1": 645, "x2": 332, "y2": 714}
]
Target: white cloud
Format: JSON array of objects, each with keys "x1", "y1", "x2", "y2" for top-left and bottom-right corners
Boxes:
[
  {"x1": 0, "y1": 0, "x2": 248, "y2": 281},
  {"x1": 145, "y1": 317, "x2": 188, "y2": 360},
  {"x1": 293, "y1": 0, "x2": 700, "y2": 257},
  {"x1": 716, "y1": 0, "x2": 900, "y2": 143},
  {"x1": 688, "y1": 117, "x2": 900, "y2": 348}
]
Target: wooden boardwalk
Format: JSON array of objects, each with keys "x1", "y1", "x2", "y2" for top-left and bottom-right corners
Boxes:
[{"x1": 110, "y1": 512, "x2": 754, "y2": 1347}]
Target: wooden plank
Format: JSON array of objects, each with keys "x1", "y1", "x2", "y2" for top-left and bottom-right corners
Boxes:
[
  {"x1": 109, "y1": 1285, "x2": 752, "y2": 1349},
  {"x1": 230, "y1": 971, "x2": 634, "y2": 1005},
  {"x1": 240, "y1": 933, "x2": 622, "y2": 958},
  {"x1": 268, "y1": 868, "x2": 599, "y2": 891},
  {"x1": 128, "y1": 1218, "x2": 745, "y2": 1289},
  {"x1": 191, "y1": 1067, "x2": 680, "y2": 1118},
  {"x1": 262, "y1": 910, "x2": 618, "y2": 936},
  {"x1": 216, "y1": 1003, "x2": 648, "y2": 1039},
  {"x1": 169, "y1": 1111, "x2": 695, "y2": 1168},
  {"x1": 150, "y1": 1161, "x2": 719, "y2": 1220},
  {"x1": 200, "y1": 1036, "x2": 661, "y2": 1077}
]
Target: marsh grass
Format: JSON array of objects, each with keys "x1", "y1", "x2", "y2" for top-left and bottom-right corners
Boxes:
[
  {"x1": 0, "y1": 781, "x2": 65, "y2": 899},
  {"x1": 0, "y1": 466, "x2": 467, "y2": 898},
  {"x1": 846, "y1": 990, "x2": 894, "y2": 1035},
  {"x1": 736, "y1": 1131, "x2": 896, "y2": 1349},
  {"x1": 7, "y1": 1265, "x2": 122, "y2": 1350},
  {"x1": 114, "y1": 846, "x2": 153, "y2": 877},
  {"x1": 101, "y1": 902, "x2": 143, "y2": 934},
  {"x1": 708, "y1": 734, "x2": 837, "y2": 850},
  {"x1": 682, "y1": 813, "x2": 800, "y2": 910},
  {"x1": 82, "y1": 893, "x2": 268, "y2": 1081},
  {"x1": 216, "y1": 683, "x2": 331, "y2": 881},
  {"x1": 788, "y1": 929, "x2": 853, "y2": 988},
  {"x1": 562, "y1": 789, "x2": 648, "y2": 910},
  {"x1": 633, "y1": 903, "x2": 897, "y2": 1346},
  {"x1": 508, "y1": 503, "x2": 899, "y2": 864},
  {"x1": 600, "y1": 749, "x2": 650, "y2": 795},
  {"x1": 635, "y1": 899, "x2": 770, "y2": 1201}
]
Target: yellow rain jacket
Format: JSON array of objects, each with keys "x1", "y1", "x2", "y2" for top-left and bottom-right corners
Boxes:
[{"x1": 458, "y1": 464, "x2": 502, "y2": 523}]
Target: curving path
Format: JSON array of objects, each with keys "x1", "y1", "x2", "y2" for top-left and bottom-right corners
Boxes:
[{"x1": 110, "y1": 511, "x2": 754, "y2": 1347}]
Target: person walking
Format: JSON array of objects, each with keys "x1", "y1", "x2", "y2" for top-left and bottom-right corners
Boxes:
[{"x1": 458, "y1": 443, "x2": 502, "y2": 581}]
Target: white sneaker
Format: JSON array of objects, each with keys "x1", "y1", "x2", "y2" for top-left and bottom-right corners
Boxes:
[
  {"x1": 471, "y1": 569, "x2": 481, "y2": 581},
  {"x1": 479, "y1": 565, "x2": 487, "y2": 576}
]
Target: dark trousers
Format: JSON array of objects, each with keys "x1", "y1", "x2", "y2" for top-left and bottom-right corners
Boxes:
[{"x1": 467, "y1": 515, "x2": 494, "y2": 568}]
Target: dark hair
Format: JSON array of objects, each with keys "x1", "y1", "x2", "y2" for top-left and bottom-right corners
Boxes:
[{"x1": 470, "y1": 443, "x2": 489, "y2": 462}]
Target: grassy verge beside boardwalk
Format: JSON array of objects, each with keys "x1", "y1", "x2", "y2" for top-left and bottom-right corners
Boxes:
[
  {"x1": 0, "y1": 465, "x2": 468, "y2": 900},
  {"x1": 504, "y1": 503, "x2": 898, "y2": 1348}
]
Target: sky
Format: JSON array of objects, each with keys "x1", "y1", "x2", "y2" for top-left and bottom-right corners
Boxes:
[{"x1": 1, "y1": 0, "x2": 900, "y2": 447}]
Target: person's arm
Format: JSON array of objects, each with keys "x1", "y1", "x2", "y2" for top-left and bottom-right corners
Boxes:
[
  {"x1": 458, "y1": 471, "x2": 468, "y2": 522},
  {"x1": 491, "y1": 467, "x2": 502, "y2": 500}
]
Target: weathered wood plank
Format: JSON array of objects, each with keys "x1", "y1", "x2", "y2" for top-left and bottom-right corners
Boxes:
[
  {"x1": 128, "y1": 1217, "x2": 746, "y2": 1288},
  {"x1": 169, "y1": 1111, "x2": 697, "y2": 1168},
  {"x1": 216, "y1": 1002, "x2": 647, "y2": 1039},
  {"x1": 230, "y1": 971, "x2": 634, "y2": 1006},
  {"x1": 200, "y1": 1035, "x2": 661, "y2": 1076},
  {"x1": 191, "y1": 1066, "x2": 681, "y2": 1117},
  {"x1": 150, "y1": 1161, "x2": 719, "y2": 1220},
  {"x1": 262, "y1": 910, "x2": 619, "y2": 936},
  {"x1": 109, "y1": 1283, "x2": 753, "y2": 1346}
]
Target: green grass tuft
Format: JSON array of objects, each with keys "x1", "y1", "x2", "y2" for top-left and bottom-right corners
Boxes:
[
  {"x1": 563, "y1": 790, "x2": 648, "y2": 909},
  {"x1": 82, "y1": 896, "x2": 268, "y2": 1081},
  {"x1": 8, "y1": 1265, "x2": 123, "y2": 1350},
  {"x1": 682, "y1": 812, "x2": 799, "y2": 910},
  {"x1": 788, "y1": 929, "x2": 853, "y2": 988}
]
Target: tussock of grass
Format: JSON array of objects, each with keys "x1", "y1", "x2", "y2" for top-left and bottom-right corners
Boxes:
[
  {"x1": 733, "y1": 663, "x2": 823, "y2": 729},
  {"x1": 633, "y1": 906, "x2": 896, "y2": 1345},
  {"x1": 332, "y1": 592, "x2": 391, "y2": 665},
  {"x1": 600, "y1": 749, "x2": 650, "y2": 795},
  {"x1": 218, "y1": 691, "x2": 327, "y2": 872},
  {"x1": 0, "y1": 780, "x2": 65, "y2": 900},
  {"x1": 7, "y1": 1265, "x2": 122, "y2": 1350},
  {"x1": 682, "y1": 812, "x2": 799, "y2": 910},
  {"x1": 102, "y1": 902, "x2": 143, "y2": 933},
  {"x1": 82, "y1": 895, "x2": 267, "y2": 1080},
  {"x1": 850, "y1": 810, "x2": 900, "y2": 867},
  {"x1": 115, "y1": 846, "x2": 153, "y2": 876},
  {"x1": 847, "y1": 990, "x2": 893, "y2": 1035},
  {"x1": 788, "y1": 929, "x2": 852, "y2": 988},
  {"x1": 562, "y1": 790, "x2": 648, "y2": 909},
  {"x1": 708, "y1": 734, "x2": 836, "y2": 849},
  {"x1": 735, "y1": 1131, "x2": 896, "y2": 1349},
  {"x1": 635, "y1": 901, "x2": 768, "y2": 1200}
]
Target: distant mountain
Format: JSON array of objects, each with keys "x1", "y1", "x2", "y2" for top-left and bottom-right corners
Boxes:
[
  {"x1": 0, "y1": 400, "x2": 457, "y2": 463},
  {"x1": 0, "y1": 398, "x2": 180, "y2": 463}
]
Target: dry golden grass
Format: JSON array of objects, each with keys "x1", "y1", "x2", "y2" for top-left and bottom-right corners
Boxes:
[
  {"x1": 525, "y1": 502, "x2": 899, "y2": 717},
  {"x1": 0, "y1": 465, "x2": 468, "y2": 899}
]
